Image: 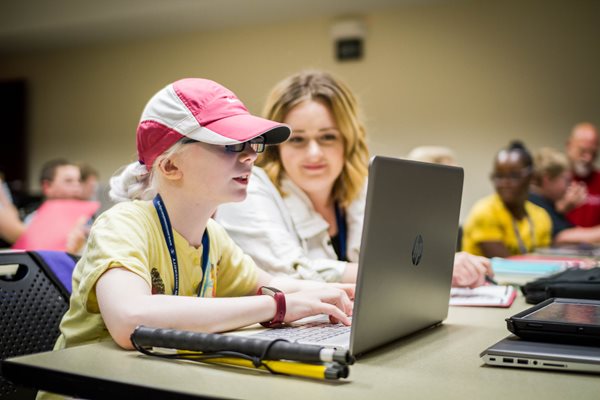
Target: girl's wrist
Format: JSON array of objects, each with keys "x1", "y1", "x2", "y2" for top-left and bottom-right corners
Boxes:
[{"x1": 257, "y1": 286, "x2": 286, "y2": 328}]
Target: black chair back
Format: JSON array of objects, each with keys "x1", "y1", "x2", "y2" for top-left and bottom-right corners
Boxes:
[{"x1": 0, "y1": 251, "x2": 70, "y2": 399}]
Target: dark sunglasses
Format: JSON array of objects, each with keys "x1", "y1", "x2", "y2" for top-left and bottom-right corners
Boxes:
[
  {"x1": 225, "y1": 136, "x2": 266, "y2": 153},
  {"x1": 180, "y1": 136, "x2": 266, "y2": 153}
]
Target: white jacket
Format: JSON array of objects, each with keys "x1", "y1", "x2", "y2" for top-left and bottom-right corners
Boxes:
[{"x1": 216, "y1": 167, "x2": 366, "y2": 282}]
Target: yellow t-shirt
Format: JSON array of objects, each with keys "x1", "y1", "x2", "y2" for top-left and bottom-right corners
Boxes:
[
  {"x1": 55, "y1": 200, "x2": 259, "y2": 350},
  {"x1": 462, "y1": 194, "x2": 552, "y2": 256}
]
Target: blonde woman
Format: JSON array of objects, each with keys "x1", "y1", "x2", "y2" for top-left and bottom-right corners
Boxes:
[
  {"x1": 217, "y1": 71, "x2": 368, "y2": 283},
  {"x1": 217, "y1": 71, "x2": 491, "y2": 288}
]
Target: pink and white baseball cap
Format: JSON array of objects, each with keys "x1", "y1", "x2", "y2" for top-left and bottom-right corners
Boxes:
[{"x1": 136, "y1": 78, "x2": 291, "y2": 170}]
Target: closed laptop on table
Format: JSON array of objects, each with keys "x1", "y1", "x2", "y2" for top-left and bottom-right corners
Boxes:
[{"x1": 480, "y1": 335, "x2": 600, "y2": 373}]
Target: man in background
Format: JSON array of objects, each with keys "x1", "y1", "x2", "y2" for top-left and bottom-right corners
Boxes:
[
  {"x1": 24, "y1": 159, "x2": 81, "y2": 222},
  {"x1": 25, "y1": 159, "x2": 82, "y2": 223},
  {"x1": 25, "y1": 158, "x2": 81, "y2": 224},
  {"x1": 528, "y1": 147, "x2": 600, "y2": 244},
  {"x1": 565, "y1": 122, "x2": 600, "y2": 227},
  {"x1": 40, "y1": 159, "x2": 82, "y2": 201}
]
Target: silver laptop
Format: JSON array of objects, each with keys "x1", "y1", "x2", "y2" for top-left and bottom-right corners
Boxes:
[
  {"x1": 480, "y1": 335, "x2": 600, "y2": 373},
  {"x1": 249, "y1": 155, "x2": 464, "y2": 357}
]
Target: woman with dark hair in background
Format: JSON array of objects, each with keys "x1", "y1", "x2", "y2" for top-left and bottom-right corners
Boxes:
[{"x1": 462, "y1": 141, "x2": 552, "y2": 258}]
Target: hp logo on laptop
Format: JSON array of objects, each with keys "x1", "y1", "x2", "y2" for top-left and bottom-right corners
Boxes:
[{"x1": 411, "y1": 234, "x2": 424, "y2": 266}]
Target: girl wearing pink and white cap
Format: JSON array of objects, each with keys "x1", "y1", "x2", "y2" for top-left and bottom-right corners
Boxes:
[{"x1": 54, "y1": 78, "x2": 354, "y2": 351}]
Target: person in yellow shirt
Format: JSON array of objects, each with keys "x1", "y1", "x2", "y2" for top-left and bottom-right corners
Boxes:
[
  {"x1": 54, "y1": 78, "x2": 354, "y2": 353},
  {"x1": 462, "y1": 141, "x2": 552, "y2": 257}
]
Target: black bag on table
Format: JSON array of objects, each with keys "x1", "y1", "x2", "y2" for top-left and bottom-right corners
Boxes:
[{"x1": 521, "y1": 267, "x2": 600, "y2": 304}]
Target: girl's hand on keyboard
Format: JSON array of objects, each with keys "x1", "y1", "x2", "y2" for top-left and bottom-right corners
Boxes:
[
  {"x1": 328, "y1": 283, "x2": 355, "y2": 300},
  {"x1": 284, "y1": 287, "x2": 353, "y2": 326}
]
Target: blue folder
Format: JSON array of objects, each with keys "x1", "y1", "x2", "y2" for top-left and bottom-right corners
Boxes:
[{"x1": 491, "y1": 258, "x2": 566, "y2": 276}]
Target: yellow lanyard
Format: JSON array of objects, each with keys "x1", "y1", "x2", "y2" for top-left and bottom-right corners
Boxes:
[{"x1": 512, "y1": 214, "x2": 535, "y2": 254}]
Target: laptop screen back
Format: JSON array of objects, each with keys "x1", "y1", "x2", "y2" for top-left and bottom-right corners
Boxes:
[{"x1": 350, "y1": 156, "x2": 464, "y2": 356}]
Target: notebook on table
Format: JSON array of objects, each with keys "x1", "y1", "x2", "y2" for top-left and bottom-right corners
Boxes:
[
  {"x1": 245, "y1": 156, "x2": 464, "y2": 357},
  {"x1": 491, "y1": 257, "x2": 569, "y2": 286},
  {"x1": 449, "y1": 285, "x2": 517, "y2": 308}
]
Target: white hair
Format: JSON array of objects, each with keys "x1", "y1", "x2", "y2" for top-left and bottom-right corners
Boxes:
[
  {"x1": 109, "y1": 141, "x2": 188, "y2": 202},
  {"x1": 406, "y1": 146, "x2": 457, "y2": 166},
  {"x1": 109, "y1": 161, "x2": 155, "y2": 202}
]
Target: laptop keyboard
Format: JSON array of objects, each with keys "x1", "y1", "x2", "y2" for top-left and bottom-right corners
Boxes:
[{"x1": 250, "y1": 318, "x2": 351, "y2": 343}]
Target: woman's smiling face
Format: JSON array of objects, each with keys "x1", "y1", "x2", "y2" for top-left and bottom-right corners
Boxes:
[{"x1": 279, "y1": 100, "x2": 345, "y2": 198}]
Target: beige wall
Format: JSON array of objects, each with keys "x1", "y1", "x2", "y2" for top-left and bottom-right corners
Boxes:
[{"x1": 1, "y1": 0, "x2": 599, "y2": 221}]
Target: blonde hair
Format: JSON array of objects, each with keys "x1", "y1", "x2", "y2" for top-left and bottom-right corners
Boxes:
[
  {"x1": 532, "y1": 147, "x2": 569, "y2": 185},
  {"x1": 406, "y1": 146, "x2": 456, "y2": 165},
  {"x1": 258, "y1": 70, "x2": 369, "y2": 208},
  {"x1": 109, "y1": 141, "x2": 188, "y2": 202}
]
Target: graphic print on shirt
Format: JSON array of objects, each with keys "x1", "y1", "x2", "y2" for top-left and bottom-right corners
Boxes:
[{"x1": 151, "y1": 267, "x2": 165, "y2": 294}]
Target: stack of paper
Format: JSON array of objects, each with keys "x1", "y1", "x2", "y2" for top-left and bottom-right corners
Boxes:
[
  {"x1": 449, "y1": 285, "x2": 517, "y2": 307},
  {"x1": 535, "y1": 244, "x2": 600, "y2": 257}
]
